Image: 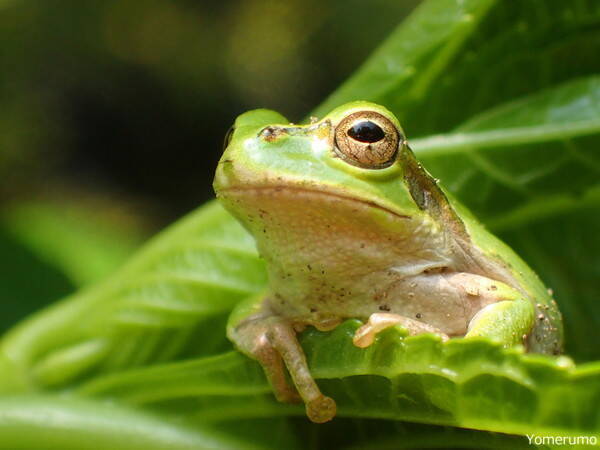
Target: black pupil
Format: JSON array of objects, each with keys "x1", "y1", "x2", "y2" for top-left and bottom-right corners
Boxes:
[{"x1": 347, "y1": 120, "x2": 385, "y2": 143}]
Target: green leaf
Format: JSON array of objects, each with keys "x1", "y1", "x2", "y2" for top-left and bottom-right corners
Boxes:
[
  {"x1": 412, "y1": 76, "x2": 600, "y2": 225},
  {"x1": 314, "y1": 0, "x2": 600, "y2": 137},
  {"x1": 0, "y1": 227, "x2": 74, "y2": 333},
  {"x1": 2, "y1": 200, "x2": 146, "y2": 286},
  {"x1": 312, "y1": 0, "x2": 497, "y2": 124},
  {"x1": 0, "y1": 394, "x2": 268, "y2": 450},
  {"x1": 76, "y1": 322, "x2": 600, "y2": 439},
  {"x1": 0, "y1": 394, "x2": 534, "y2": 450},
  {"x1": 0, "y1": 201, "x2": 265, "y2": 391}
]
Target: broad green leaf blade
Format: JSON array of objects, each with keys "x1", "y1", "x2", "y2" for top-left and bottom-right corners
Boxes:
[
  {"x1": 0, "y1": 394, "x2": 529, "y2": 450},
  {"x1": 0, "y1": 202, "x2": 265, "y2": 391},
  {"x1": 312, "y1": 0, "x2": 496, "y2": 122},
  {"x1": 314, "y1": 0, "x2": 600, "y2": 138},
  {"x1": 0, "y1": 394, "x2": 266, "y2": 450},
  {"x1": 76, "y1": 322, "x2": 600, "y2": 439},
  {"x1": 411, "y1": 76, "x2": 600, "y2": 226},
  {"x1": 2, "y1": 200, "x2": 146, "y2": 286}
]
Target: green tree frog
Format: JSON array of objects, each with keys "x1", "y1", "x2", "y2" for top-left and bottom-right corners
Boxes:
[{"x1": 213, "y1": 102, "x2": 563, "y2": 423}]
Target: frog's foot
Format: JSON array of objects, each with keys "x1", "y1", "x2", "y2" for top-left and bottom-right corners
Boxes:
[
  {"x1": 231, "y1": 316, "x2": 336, "y2": 423},
  {"x1": 353, "y1": 313, "x2": 449, "y2": 348}
]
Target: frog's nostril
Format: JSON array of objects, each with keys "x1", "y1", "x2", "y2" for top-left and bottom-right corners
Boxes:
[{"x1": 259, "y1": 126, "x2": 285, "y2": 142}]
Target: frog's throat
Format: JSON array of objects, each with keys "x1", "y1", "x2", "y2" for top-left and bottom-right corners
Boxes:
[{"x1": 219, "y1": 186, "x2": 411, "y2": 221}]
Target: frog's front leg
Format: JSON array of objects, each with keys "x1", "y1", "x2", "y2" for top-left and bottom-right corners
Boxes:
[{"x1": 227, "y1": 296, "x2": 336, "y2": 423}]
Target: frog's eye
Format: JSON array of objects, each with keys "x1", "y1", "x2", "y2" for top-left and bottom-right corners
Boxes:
[
  {"x1": 334, "y1": 111, "x2": 401, "y2": 169},
  {"x1": 223, "y1": 125, "x2": 235, "y2": 151}
]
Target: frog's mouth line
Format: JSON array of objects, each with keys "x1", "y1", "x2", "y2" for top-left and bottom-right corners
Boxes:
[{"x1": 220, "y1": 186, "x2": 411, "y2": 221}]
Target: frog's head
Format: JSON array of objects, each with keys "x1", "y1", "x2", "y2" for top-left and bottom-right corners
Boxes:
[
  {"x1": 213, "y1": 102, "x2": 438, "y2": 265},
  {"x1": 214, "y1": 101, "x2": 424, "y2": 216}
]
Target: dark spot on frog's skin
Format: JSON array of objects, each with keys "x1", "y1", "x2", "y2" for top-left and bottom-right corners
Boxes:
[
  {"x1": 262, "y1": 229, "x2": 266, "y2": 233},
  {"x1": 416, "y1": 313, "x2": 422, "y2": 319},
  {"x1": 379, "y1": 304, "x2": 390, "y2": 312},
  {"x1": 310, "y1": 308, "x2": 317, "y2": 313},
  {"x1": 490, "y1": 285, "x2": 497, "y2": 291},
  {"x1": 307, "y1": 264, "x2": 312, "y2": 271},
  {"x1": 321, "y1": 270, "x2": 325, "y2": 275},
  {"x1": 360, "y1": 243, "x2": 365, "y2": 248}
]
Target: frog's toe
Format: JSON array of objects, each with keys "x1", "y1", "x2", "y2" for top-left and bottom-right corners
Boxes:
[
  {"x1": 306, "y1": 395, "x2": 336, "y2": 423},
  {"x1": 353, "y1": 323, "x2": 377, "y2": 348}
]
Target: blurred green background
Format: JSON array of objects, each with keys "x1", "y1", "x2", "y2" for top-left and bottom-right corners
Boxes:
[{"x1": 0, "y1": 0, "x2": 419, "y2": 330}]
